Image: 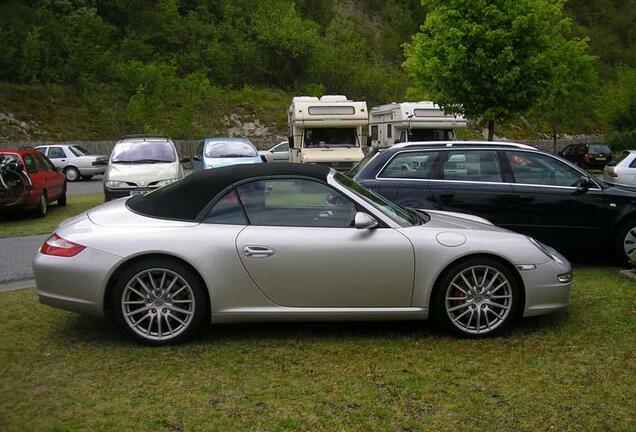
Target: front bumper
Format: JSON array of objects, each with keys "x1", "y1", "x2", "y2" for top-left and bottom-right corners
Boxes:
[
  {"x1": 33, "y1": 247, "x2": 122, "y2": 317},
  {"x1": 104, "y1": 186, "x2": 154, "y2": 201},
  {"x1": 520, "y1": 252, "x2": 572, "y2": 317},
  {"x1": 79, "y1": 166, "x2": 106, "y2": 176}
]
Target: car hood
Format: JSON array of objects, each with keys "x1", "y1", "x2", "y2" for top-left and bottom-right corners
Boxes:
[
  {"x1": 422, "y1": 210, "x2": 507, "y2": 232},
  {"x1": 105, "y1": 162, "x2": 180, "y2": 184},
  {"x1": 204, "y1": 156, "x2": 262, "y2": 168},
  {"x1": 87, "y1": 199, "x2": 197, "y2": 228}
]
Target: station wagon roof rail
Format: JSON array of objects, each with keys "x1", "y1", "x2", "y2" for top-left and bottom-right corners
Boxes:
[{"x1": 391, "y1": 141, "x2": 537, "y2": 150}]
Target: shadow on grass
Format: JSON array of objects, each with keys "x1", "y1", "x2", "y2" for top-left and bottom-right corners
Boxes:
[{"x1": 60, "y1": 309, "x2": 572, "y2": 348}]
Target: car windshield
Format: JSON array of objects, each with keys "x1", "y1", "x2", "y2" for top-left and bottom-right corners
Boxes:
[
  {"x1": 304, "y1": 128, "x2": 358, "y2": 148},
  {"x1": 111, "y1": 141, "x2": 176, "y2": 163},
  {"x1": 334, "y1": 172, "x2": 422, "y2": 226},
  {"x1": 69, "y1": 145, "x2": 90, "y2": 157},
  {"x1": 205, "y1": 141, "x2": 257, "y2": 158}
]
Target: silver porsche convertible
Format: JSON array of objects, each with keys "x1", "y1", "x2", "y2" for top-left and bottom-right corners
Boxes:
[{"x1": 34, "y1": 163, "x2": 572, "y2": 344}]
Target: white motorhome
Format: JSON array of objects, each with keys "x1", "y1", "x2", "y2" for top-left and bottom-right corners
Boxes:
[
  {"x1": 369, "y1": 102, "x2": 467, "y2": 148},
  {"x1": 288, "y1": 95, "x2": 368, "y2": 170}
]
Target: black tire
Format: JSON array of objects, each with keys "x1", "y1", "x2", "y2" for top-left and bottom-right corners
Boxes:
[
  {"x1": 615, "y1": 220, "x2": 636, "y2": 266},
  {"x1": 432, "y1": 256, "x2": 521, "y2": 338},
  {"x1": 57, "y1": 185, "x2": 67, "y2": 207},
  {"x1": 34, "y1": 191, "x2": 48, "y2": 217},
  {"x1": 81, "y1": 175, "x2": 94, "y2": 180},
  {"x1": 112, "y1": 258, "x2": 208, "y2": 345},
  {"x1": 64, "y1": 166, "x2": 80, "y2": 182}
]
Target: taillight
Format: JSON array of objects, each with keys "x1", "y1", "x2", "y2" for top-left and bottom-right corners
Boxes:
[
  {"x1": 608, "y1": 171, "x2": 618, "y2": 178},
  {"x1": 584, "y1": 153, "x2": 590, "y2": 162},
  {"x1": 40, "y1": 233, "x2": 86, "y2": 257}
]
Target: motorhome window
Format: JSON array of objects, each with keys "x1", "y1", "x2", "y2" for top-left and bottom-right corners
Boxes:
[
  {"x1": 303, "y1": 128, "x2": 358, "y2": 148},
  {"x1": 387, "y1": 124, "x2": 392, "y2": 138},
  {"x1": 205, "y1": 141, "x2": 257, "y2": 158},
  {"x1": 308, "y1": 106, "x2": 355, "y2": 115},
  {"x1": 371, "y1": 125, "x2": 378, "y2": 141},
  {"x1": 413, "y1": 109, "x2": 446, "y2": 117},
  {"x1": 409, "y1": 129, "x2": 453, "y2": 141}
]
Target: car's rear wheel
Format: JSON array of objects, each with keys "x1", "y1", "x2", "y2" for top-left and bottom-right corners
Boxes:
[
  {"x1": 34, "y1": 191, "x2": 47, "y2": 217},
  {"x1": 434, "y1": 257, "x2": 519, "y2": 337},
  {"x1": 616, "y1": 220, "x2": 636, "y2": 266},
  {"x1": 113, "y1": 258, "x2": 208, "y2": 345},
  {"x1": 57, "y1": 185, "x2": 67, "y2": 207},
  {"x1": 64, "y1": 167, "x2": 80, "y2": 182}
]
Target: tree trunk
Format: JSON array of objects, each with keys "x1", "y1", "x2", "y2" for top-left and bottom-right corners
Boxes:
[
  {"x1": 487, "y1": 120, "x2": 495, "y2": 141},
  {"x1": 552, "y1": 130, "x2": 558, "y2": 154}
]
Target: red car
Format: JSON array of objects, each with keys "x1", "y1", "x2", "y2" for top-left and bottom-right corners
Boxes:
[{"x1": 0, "y1": 148, "x2": 66, "y2": 217}]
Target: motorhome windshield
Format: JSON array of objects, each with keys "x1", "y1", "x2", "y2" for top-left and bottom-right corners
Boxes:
[
  {"x1": 304, "y1": 128, "x2": 358, "y2": 148},
  {"x1": 408, "y1": 129, "x2": 454, "y2": 141}
]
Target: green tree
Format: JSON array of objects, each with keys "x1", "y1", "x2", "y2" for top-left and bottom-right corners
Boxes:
[
  {"x1": 404, "y1": 0, "x2": 570, "y2": 140},
  {"x1": 603, "y1": 67, "x2": 636, "y2": 151},
  {"x1": 531, "y1": 35, "x2": 597, "y2": 153}
]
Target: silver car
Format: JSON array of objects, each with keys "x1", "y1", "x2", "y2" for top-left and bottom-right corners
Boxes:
[
  {"x1": 33, "y1": 163, "x2": 572, "y2": 345},
  {"x1": 603, "y1": 150, "x2": 636, "y2": 189},
  {"x1": 259, "y1": 141, "x2": 290, "y2": 162},
  {"x1": 36, "y1": 145, "x2": 108, "y2": 182}
]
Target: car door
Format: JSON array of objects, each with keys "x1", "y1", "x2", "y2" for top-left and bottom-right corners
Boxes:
[
  {"x1": 21, "y1": 153, "x2": 46, "y2": 195},
  {"x1": 34, "y1": 152, "x2": 64, "y2": 199},
  {"x1": 233, "y1": 178, "x2": 415, "y2": 307},
  {"x1": 45, "y1": 146, "x2": 68, "y2": 171},
  {"x1": 370, "y1": 149, "x2": 441, "y2": 210},
  {"x1": 428, "y1": 149, "x2": 517, "y2": 227},
  {"x1": 271, "y1": 142, "x2": 290, "y2": 161},
  {"x1": 503, "y1": 150, "x2": 612, "y2": 253}
]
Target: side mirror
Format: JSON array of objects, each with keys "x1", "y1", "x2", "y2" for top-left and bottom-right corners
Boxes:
[
  {"x1": 576, "y1": 175, "x2": 593, "y2": 192},
  {"x1": 289, "y1": 136, "x2": 295, "y2": 148},
  {"x1": 260, "y1": 154, "x2": 268, "y2": 163},
  {"x1": 180, "y1": 157, "x2": 191, "y2": 163},
  {"x1": 354, "y1": 212, "x2": 378, "y2": 229}
]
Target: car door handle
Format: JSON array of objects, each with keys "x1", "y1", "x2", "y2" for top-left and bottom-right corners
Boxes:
[{"x1": 243, "y1": 245, "x2": 275, "y2": 258}]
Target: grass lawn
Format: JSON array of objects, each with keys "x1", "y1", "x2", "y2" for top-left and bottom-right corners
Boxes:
[
  {"x1": 0, "y1": 268, "x2": 634, "y2": 431},
  {"x1": 0, "y1": 194, "x2": 103, "y2": 238}
]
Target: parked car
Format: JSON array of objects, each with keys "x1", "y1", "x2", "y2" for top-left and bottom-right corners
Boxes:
[
  {"x1": 0, "y1": 148, "x2": 66, "y2": 216},
  {"x1": 34, "y1": 163, "x2": 571, "y2": 344},
  {"x1": 352, "y1": 141, "x2": 636, "y2": 264},
  {"x1": 259, "y1": 141, "x2": 290, "y2": 162},
  {"x1": 558, "y1": 143, "x2": 612, "y2": 169},
  {"x1": 192, "y1": 137, "x2": 263, "y2": 171},
  {"x1": 603, "y1": 150, "x2": 636, "y2": 189},
  {"x1": 103, "y1": 136, "x2": 188, "y2": 201},
  {"x1": 35, "y1": 144, "x2": 108, "y2": 182}
]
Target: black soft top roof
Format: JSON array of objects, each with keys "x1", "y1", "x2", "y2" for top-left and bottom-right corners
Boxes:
[{"x1": 127, "y1": 162, "x2": 331, "y2": 221}]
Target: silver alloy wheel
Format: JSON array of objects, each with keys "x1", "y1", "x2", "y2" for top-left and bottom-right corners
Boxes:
[
  {"x1": 445, "y1": 265, "x2": 513, "y2": 335},
  {"x1": 122, "y1": 268, "x2": 196, "y2": 341},
  {"x1": 65, "y1": 168, "x2": 79, "y2": 181},
  {"x1": 623, "y1": 226, "x2": 636, "y2": 259}
]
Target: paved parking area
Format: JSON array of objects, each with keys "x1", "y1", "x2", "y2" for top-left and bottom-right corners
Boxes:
[
  {"x1": 67, "y1": 176, "x2": 103, "y2": 196},
  {"x1": 0, "y1": 234, "x2": 48, "y2": 283}
]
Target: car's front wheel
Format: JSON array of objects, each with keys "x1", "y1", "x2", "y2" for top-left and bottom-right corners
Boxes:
[
  {"x1": 434, "y1": 257, "x2": 520, "y2": 337},
  {"x1": 113, "y1": 258, "x2": 208, "y2": 345}
]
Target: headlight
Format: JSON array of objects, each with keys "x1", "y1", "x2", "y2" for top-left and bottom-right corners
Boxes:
[
  {"x1": 104, "y1": 180, "x2": 130, "y2": 189},
  {"x1": 154, "y1": 178, "x2": 178, "y2": 187}
]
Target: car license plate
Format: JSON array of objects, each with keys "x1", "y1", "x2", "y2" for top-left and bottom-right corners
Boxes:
[
  {"x1": 596, "y1": 156, "x2": 606, "y2": 160},
  {"x1": 130, "y1": 190, "x2": 147, "y2": 196}
]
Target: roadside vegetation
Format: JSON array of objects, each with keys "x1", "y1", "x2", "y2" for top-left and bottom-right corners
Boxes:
[
  {"x1": 0, "y1": 267, "x2": 633, "y2": 430},
  {"x1": 0, "y1": 194, "x2": 102, "y2": 238}
]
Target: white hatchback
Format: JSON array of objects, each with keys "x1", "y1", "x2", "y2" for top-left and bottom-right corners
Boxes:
[
  {"x1": 603, "y1": 150, "x2": 636, "y2": 189},
  {"x1": 103, "y1": 137, "x2": 187, "y2": 201}
]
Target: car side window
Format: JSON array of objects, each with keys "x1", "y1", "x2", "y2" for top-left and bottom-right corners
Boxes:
[
  {"x1": 629, "y1": 156, "x2": 636, "y2": 168},
  {"x1": 275, "y1": 142, "x2": 289, "y2": 152},
  {"x1": 236, "y1": 179, "x2": 357, "y2": 228},
  {"x1": 22, "y1": 154, "x2": 39, "y2": 173},
  {"x1": 36, "y1": 147, "x2": 47, "y2": 155},
  {"x1": 507, "y1": 151, "x2": 583, "y2": 187},
  {"x1": 379, "y1": 151, "x2": 440, "y2": 179},
  {"x1": 36, "y1": 153, "x2": 56, "y2": 172},
  {"x1": 48, "y1": 147, "x2": 66, "y2": 159},
  {"x1": 203, "y1": 189, "x2": 248, "y2": 225},
  {"x1": 441, "y1": 150, "x2": 503, "y2": 182}
]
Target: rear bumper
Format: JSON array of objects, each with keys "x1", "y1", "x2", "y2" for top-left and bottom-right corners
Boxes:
[
  {"x1": 79, "y1": 166, "x2": 105, "y2": 176},
  {"x1": 33, "y1": 247, "x2": 122, "y2": 317}
]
